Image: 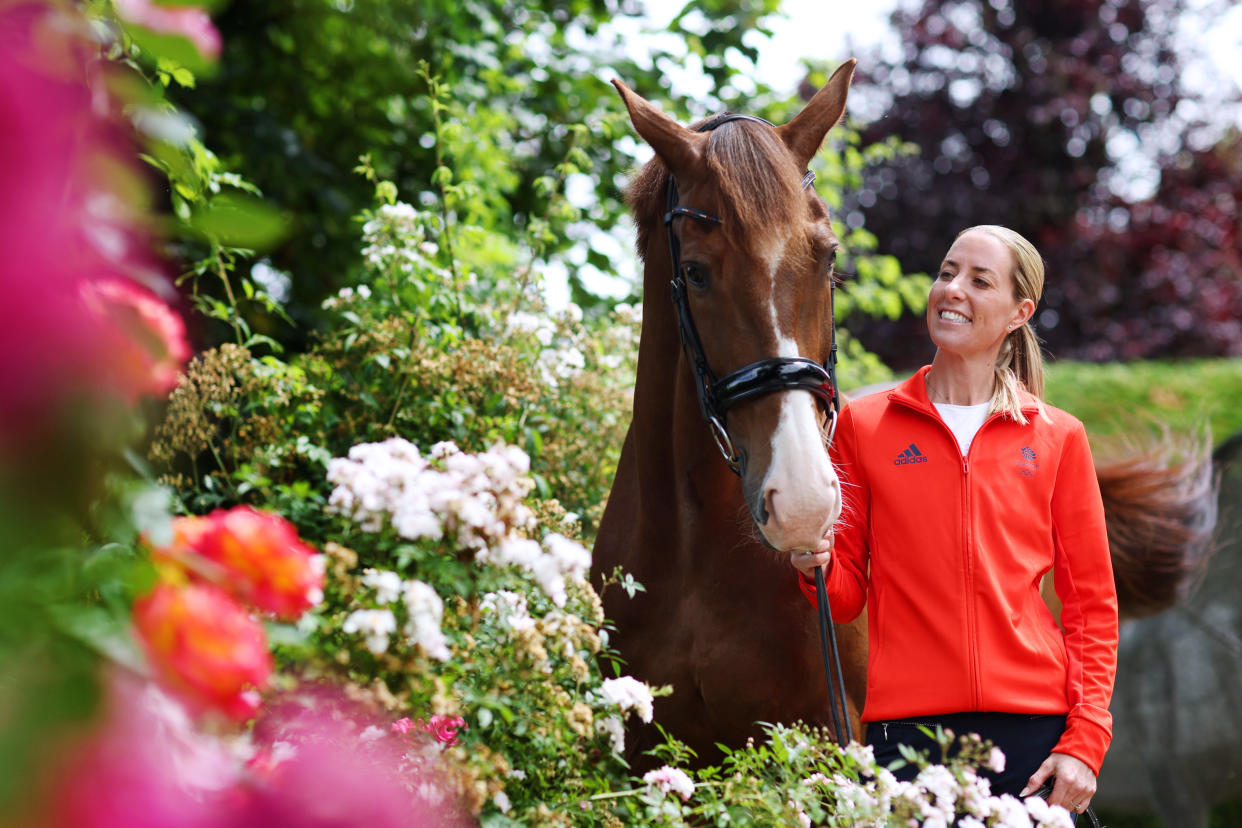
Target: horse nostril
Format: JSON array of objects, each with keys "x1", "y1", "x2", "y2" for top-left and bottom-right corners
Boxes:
[{"x1": 757, "y1": 486, "x2": 774, "y2": 526}]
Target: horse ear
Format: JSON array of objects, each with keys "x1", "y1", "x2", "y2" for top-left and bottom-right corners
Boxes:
[
  {"x1": 612, "y1": 79, "x2": 707, "y2": 178},
  {"x1": 777, "y1": 59, "x2": 857, "y2": 169}
]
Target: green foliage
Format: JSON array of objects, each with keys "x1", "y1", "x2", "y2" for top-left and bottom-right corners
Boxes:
[
  {"x1": 86, "y1": 0, "x2": 293, "y2": 353},
  {"x1": 587, "y1": 722, "x2": 1071, "y2": 826},
  {"x1": 150, "y1": 175, "x2": 637, "y2": 543},
  {"x1": 164, "y1": 0, "x2": 655, "y2": 326}
]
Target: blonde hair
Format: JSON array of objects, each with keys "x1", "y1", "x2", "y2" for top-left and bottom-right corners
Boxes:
[{"x1": 955, "y1": 225, "x2": 1047, "y2": 425}]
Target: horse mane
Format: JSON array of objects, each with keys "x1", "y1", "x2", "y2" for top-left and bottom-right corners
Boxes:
[
  {"x1": 1096, "y1": 426, "x2": 1218, "y2": 618},
  {"x1": 627, "y1": 117, "x2": 807, "y2": 260}
]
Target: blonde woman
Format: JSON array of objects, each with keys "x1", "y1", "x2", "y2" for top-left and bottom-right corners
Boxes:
[{"x1": 792, "y1": 226, "x2": 1117, "y2": 819}]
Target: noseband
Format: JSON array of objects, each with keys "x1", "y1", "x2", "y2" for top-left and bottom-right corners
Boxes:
[
  {"x1": 665, "y1": 113, "x2": 853, "y2": 746},
  {"x1": 664, "y1": 114, "x2": 841, "y2": 474}
]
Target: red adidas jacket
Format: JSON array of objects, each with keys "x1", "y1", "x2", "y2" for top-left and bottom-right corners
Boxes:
[{"x1": 799, "y1": 366, "x2": 1118, "y2": 774}]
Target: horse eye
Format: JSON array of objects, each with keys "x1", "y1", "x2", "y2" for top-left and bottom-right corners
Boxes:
[
  {"x1": 827, "y1": 247, "x2": 839, "y2": 273},
  {"x1": 681, "y1": 263, "x2": 709, "y2": 288}
]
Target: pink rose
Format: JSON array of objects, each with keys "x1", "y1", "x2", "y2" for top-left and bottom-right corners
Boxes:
[{"x1": 426, "y1": 715, "x2": 467, "y2": 747}]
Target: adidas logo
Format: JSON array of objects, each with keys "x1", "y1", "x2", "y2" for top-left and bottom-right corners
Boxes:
[{"x1": 893, "y1": 443, "x2": 928, "y2": 466}]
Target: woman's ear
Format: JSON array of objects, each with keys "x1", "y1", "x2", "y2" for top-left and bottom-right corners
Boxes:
[{"x1": 1012, "y1": 297, "x2": 1036, "y2": 329}]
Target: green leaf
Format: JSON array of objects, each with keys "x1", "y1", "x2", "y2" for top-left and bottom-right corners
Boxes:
[
  {"x1": 187, "y1": 191, "x2": 290, "y2": 250},
  {"x1": 171, "y1": 66, "x2": 196, "y2": 88},
  {"x1": 431, "y1": 165, "x2": 453, "y2": 188},
  {"x1": 47, "y1": 604, "x2": 145, "y2": 671},
  {"x1": 124, "y1": 26, "x2": 216, "y2": 77}
]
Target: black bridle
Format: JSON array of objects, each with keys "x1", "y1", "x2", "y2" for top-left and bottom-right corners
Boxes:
[
  {"x1": 663, "y1": 113, "x2": 853, "y2": 745},
  {"x1": 664, "y1": 114, "x2": 840, "y2": 473}
]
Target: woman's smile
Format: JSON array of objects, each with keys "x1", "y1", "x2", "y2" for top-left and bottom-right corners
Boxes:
[{"x1": 926, "y1": 228, "x2": 1033, "y2": 358}]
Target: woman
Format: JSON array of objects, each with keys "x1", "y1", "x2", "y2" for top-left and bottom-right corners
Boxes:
[{"x1": 792, "y1": 225, "x2": 1117, "y2": 818}]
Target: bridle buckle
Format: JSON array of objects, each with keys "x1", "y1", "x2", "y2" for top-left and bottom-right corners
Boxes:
[{"x1": 708, "y1": 414, "x2": 740, "y2": 472}]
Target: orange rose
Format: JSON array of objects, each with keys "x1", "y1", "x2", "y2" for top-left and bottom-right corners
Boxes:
[
  {"x1": 193, "y1": 507, "x2": 324, "y2": 621},
  {"x1": 133, "y1": 581, "x2": 272, "y2": 720},
  {"x1": 151, "y1": 507, "x2": 324, "y2": 621}
]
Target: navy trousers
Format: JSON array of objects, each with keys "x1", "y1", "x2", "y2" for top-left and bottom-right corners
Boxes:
[{"x1": 866, "y1": 711, "x2": 1073, "y2": 819}]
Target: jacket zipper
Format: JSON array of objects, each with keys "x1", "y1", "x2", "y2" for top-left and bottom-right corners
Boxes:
[
  {"x1": 891, "y1": 393, "x2": 1016, "y2": 711},
  {"x1": 962, "y1": 444, "x2": 979, "y2": 709}
]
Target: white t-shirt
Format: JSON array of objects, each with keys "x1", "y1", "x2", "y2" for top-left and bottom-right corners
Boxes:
[{"x1": 934, "y1": 402, "x2": 991, "y2": 456}]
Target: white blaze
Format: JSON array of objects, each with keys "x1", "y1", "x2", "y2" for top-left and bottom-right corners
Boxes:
[{"x1": 759, "y1": 240, "x2": 841, "y2": 550}]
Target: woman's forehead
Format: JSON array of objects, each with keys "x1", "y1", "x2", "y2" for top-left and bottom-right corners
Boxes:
[{"x1": 943, "y1": 230, "x2": 1013, "y2": 271}]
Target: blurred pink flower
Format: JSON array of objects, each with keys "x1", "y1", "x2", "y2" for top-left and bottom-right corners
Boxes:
[
  {"x1": 132, "y1": 581, "x2": 273, "y2": 721},
  {"x1": 392, "y1": 716, "x2": 416, "y2": 734},
  {"x1": 46, "y1": 675, "x2": 469, "y2": 828},
  {"x1": 112, "y1": 0, "x2": 222, "y2": 60},
  {"x1": 49, "y1": 672, "x2": 237, "y2": 828},
  {"x1": 236, "y1": 690, "x2": 474, "y2": 827},
  {"x1": 82, "y1": 278, "x2": 191, "y2": 399},
  {"x1": 0, "y1": 3, "x2": 189, "y2": 450}
]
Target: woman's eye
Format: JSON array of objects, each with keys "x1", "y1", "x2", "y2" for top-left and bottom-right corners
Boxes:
[
  {"x1": 682, "y1": 263, "x2": 709, "y2": 287},
  {"x1": 938, "y1": 270, "x2": 953, "y2": 280}
]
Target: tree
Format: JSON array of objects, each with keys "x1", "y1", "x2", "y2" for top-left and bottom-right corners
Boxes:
[
  {"x1": 840, "y1": 0, "x2": 1241, "y2": 365},
  {"x1": 172, "y1": 0, "x2": 788, "y2": 337},
  {"x1": 1060, "y1": 128, "x2": 1242, "y2": 359}
]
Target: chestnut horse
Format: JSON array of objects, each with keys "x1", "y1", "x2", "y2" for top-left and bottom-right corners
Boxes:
[
  {"x1": 593, "y1": 62, "x2": 1216, "y2": 768},
  {"x1": 594, "y1": 61, "x2": 865, "y2": 764}
]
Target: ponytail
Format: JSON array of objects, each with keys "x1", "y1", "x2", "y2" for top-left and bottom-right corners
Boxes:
[{"x1": 990, "y1": 323, "x2": 1045, "y2": 426}]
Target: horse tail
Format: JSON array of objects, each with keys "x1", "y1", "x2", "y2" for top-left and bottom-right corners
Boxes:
[{"x1": 1095, "y1": 426, "x2": 1217, "y2": 619}]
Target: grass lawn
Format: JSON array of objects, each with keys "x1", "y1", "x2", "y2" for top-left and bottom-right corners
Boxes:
[{"x1": 1044, "y1": 357, "x2": 1242, "y2": 451}]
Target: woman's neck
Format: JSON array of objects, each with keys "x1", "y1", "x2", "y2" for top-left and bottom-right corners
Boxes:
[{"x1": 925, "y1": 354, "x2": 994, "y2": 406}]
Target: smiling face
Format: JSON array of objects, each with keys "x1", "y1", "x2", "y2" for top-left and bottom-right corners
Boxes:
[{"x1": 927, "y1": 228, "x2": 1035, "y2": 361}]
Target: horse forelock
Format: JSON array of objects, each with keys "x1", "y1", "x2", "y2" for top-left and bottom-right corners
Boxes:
[
  {"x1": 625, "y1": 119, "x2": 813, "y2": 262},
  {"x1": 703, "y1": 121, "x2": 807, "y2": 251}
]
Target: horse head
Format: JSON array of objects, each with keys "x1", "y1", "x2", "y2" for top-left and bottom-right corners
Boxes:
[{"x1": 613, "y1": 60, "x2": 856, "y2": 554}]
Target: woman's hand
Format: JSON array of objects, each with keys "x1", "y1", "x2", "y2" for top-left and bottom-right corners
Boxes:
[
  {"x1": 789, "y1": 532, "x2": 834, "y2": 582},
  {"x1": 1020, "y1": 751, "x2": 1097, "y2": 815}
]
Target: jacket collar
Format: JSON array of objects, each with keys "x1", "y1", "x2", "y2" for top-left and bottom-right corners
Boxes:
[{"x1": 888, "y1": 365, "x2": 1041, "y2": 415}]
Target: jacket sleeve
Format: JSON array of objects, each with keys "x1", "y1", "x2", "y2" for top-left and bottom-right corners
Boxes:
[
  {"x1": 1049, "y1": 420, "x2": 1119, "y2": 775},
  {"x1": 797, "y1": 402, "x2": 870, "y2": 623}
]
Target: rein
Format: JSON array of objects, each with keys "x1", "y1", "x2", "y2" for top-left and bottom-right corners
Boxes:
[{"x1": 663, "y1": 113, "x2": 853, "y2": 745}]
